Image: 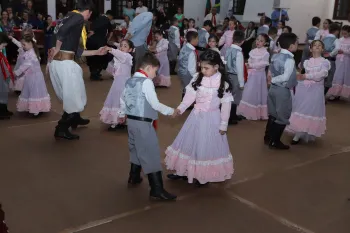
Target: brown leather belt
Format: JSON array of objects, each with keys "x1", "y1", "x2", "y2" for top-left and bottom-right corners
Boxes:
[{"x1": 53, "y1": 51, "x2": 75, "y2": 61}]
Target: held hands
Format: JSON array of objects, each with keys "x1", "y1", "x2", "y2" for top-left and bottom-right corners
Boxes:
[
  {"x1": 118, "y1": 116, "x2": 126, "y2": 124},
  {"x1": 297, "y1": 74, "x2": 306, "y2": 81},
  {"x1": 96, "y1": 46, "x2": 110, "y2": 56},
  {"x1": 323, "y1": 53, "x2": 330, "y2": 57},
  {"x1": 48, "y1": 47, "x2": 59, "y2": 62},
  {"x1": 171, "y1": 109, "x2": 181, "y2": 118},
  {"x1": 338, "y1": 50, "x2": 344, "y2": 54}
]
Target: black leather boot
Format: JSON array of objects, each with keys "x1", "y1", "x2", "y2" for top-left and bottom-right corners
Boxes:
[
  {"x1": 269, "y1": 122, "x2": 290, "y2": 150},
  {"x1": 324, "y1": 87, "x2": 330, "y2": 96},
  {"x1": 0, "y1": 104, "x2": 12, "y2": 119},
  {"x1": 167, "y1": 174, "x2": 188, "y2": 181},
  {"x1": 128, "y1": 163, "x2": 143, "y2": 185},
  {"x1": 54, "y1": 113, "x2": 80, "y2": 140},
  {"x1": 170, "y1": 61, "x2": 177, "y2": 75},
  {"x1": 71, "y1": 113, "x2": 90, "y2": 129},
  {"x1": 148, "y1": 172, "x2": 177, "y2": 201},
  {"x1": 264, "y1": 115, "x2": 276, "y2": 145},
  {"x1": 228, "y1": 104, "x2": 238, "y2": 125}
]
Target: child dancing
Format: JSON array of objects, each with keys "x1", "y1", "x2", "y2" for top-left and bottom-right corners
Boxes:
[
  {"x1": 100, "y1": 39, "x2": 134, "y2": 131},
  {"x1": 165, "y1": 50, "x2": 234, "y2": 186}
]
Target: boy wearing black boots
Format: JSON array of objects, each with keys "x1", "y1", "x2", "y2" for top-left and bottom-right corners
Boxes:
[
  {"x1": 120, "y1": 53, "x2": 177, "y2": 201},
  {"x1": 264, "y1": 33, "x2": 298, "y2": 150},
  {"x1": 0, "y1": 32, "x2": 14, "y2": 120},
  {"x1": 225, "y1": 30, "x2": 245, "y2": 125}
]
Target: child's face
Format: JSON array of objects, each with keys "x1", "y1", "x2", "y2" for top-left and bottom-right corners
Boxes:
[
  {"x1": 189, "y1": 20, "x2": 195, "y2": 28},
  {"x1": 323, "y1": 20, "x2": 329, "y2": 29},
  {"x1": 277, "y1": 22, "x2": 283, "y2": 29},
  {"x1": 116, "y1": 36, "x2": 123, "y2": 43},
  {"x1": 47, "y1": 17, "x2": 52, "y2": 24},
  {"x1": 256, "y1": 35, "x2": 266, "y2": 48},
  {"x1": 310, "y1": 41, "x2": 324, "y2": 54},
  {"x1": 154, "y1": 33, "x2": 163, "y2": 42},
  {"x1": 208, "y1": 38, "x2": 217, "y2": 48},
  {"x1": 21, "y1": 40, "x2": 33, "y2": 51},
  {"x1": 119, "y1": 40, "x2": 132, "y2": 53},
  {"x1": 184, "y1": 20, "x2": 189, "y2": 26},
  {"x1": 144, "y1": 65, "x2": 158, "y2": 79},
  {"x1": 342, "y1": 30, "x2": 349, "y2": 38},
  {"x1": 228, "y1": 21, "x2": 235, "y2": 30},
  {"x1": 289, "y1": 41, "x2": 299, "y2": 52},
  {"x1": 200, "y1": 61, "x2": 219, "y2": 77},
  {"x1": 282, "y1": 28, "x2": 289, "y2": 33},
  {"x1": 0, "y1": 43, "x2": 8, "y2": 50},
  {"x1": 190, "y1": 37, "x2": 199, "y2": 46}
]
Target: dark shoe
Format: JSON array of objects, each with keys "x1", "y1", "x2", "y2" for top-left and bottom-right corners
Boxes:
[
  {"x1": 324, "y1": 87, "x2": 330, "y2": 96},
  {"x1": 0, "y1": 104, "x2": 12, "y2": 119},
  {"x1": 237, "y1": 115, "x2": 246, "y2": 121},
  {"x1": 291, "y1": 139, "x2": 300, "y2": 145},
  {"x1": 71, "y1": 113, "x2": 90, "y2": 129},
  {"x1": 167, "y1": 174, "x2": 188, "y2": 181},
  {"x1": 148, "y1": 172, "x2": 177, "y2": 201},
  {"x1": 128, "y1": 163, "x2": 143, "y2": 185},
  {"x1": 264, "y1": 116, "x2": 276, "y2": 145},
  {"x1": 54, "y1": 113, "x2": 79, "y2": 140},
  {"x1": 194, "y1": 179, "x2": 208, "y2": 187},
  {"x1": 108, "y1": 124, "x2": 127, "y2": 131},
  {"x1": 14, "y1": 90, "x2": 21, "y2": 96},
  {"x1": 269, "y1": 123, "x2": 290, "y2": 150}
]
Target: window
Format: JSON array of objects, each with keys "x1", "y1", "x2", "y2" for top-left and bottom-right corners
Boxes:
[
  {"x1": 333, "y1": 0, "x2": 350, "y2": 20},
  {"x1": 231, "y1": 0, "x2": 246, "y2": 15}
]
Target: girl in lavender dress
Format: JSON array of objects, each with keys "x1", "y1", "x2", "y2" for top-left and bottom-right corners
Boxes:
[
  {"x1": 150, "y1": 30, "x2": 171, "y2": 87},
  {"x1": 219, "y1": 18, "x2": 235, "y2": 56},
  {"x1": 237, "y1": 34, "x2": 270, "y2": 120},
  {"x1": 327, "y1": 25, "x2": 350, "y2": 100},
  {"x1": 165, "y1": 50, "x2": 234, "y2": 186},
  {"x1": 99, "y1": 39, "x2": 134, "y2": 131},
  {"x1": 314, "y1": 19, "x2": 331, "y2": 40},
  {"x1": 286, "y1": 40, "x2": 330, "y2": 144},
  {"x1": 14, "y1": 35, "x2": 51, "y2": 117}
]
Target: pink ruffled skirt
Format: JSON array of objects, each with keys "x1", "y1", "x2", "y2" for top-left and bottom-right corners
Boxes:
[
  {"x1": 327, "y1": 56, "x2": 350, "y2": 99},
  {"x1": 154, "y1": 52, "x2": 171, "y2": 87},
  {"x1": 165, "y1": 109, "x2": 234, "y2": 184}
]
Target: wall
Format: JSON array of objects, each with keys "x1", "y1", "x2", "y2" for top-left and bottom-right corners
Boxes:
[{"x1": 104, "y1": 0, "x2": 111, "y2": 11}]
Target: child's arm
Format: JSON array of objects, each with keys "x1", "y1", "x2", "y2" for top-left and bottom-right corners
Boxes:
[
  {"x1": 9, "y1": 36, "x2": 22, "y2": 48},
  {"x1": 14, "y1": 59, "x2": 31, "y2": 76},
  {"x1": 218, "y1": 32, "x2": 226, "y2": 47},
  {"x1": 143, "y1": 79, "x2": 174, "y2": 115},
  {"x1": 304, "y1": 60, "x2": 331, "y2": 82},
  {"x1": 330, "y1": 39, "x2": 340, "y2": 57},
  {"x1": 271, "y1": 58, "x2": 295, "y2": 83},
  {"x1": 188, "y1": 51, "x2": 197, "y2": 76},
  {"x1": 119, "y1": 89, "x2": 126, "y2": 118},
  {"x1": 156, "y1": 40, "x2": 169, "y2": 53},
  {"x1": 248, "y1": 52, "x2": 269, "y2": 69},
  {"x1": 177, "y1": 82, "x2": 197, "y2": 114},
  {"x1": 314, "y1": 30, "x2": 321, "y2": 40},
  {"x1": 109, "y1": 48, "x2": 131, "y2": 63},
  {"x1": 236, "y1": 51, "x2": 244, "y2": 88},
  {"x1": 220, "y1": 87, "x2": 234, "y2": 132},
  {"x1": 175, "y1": 28, "x2": 181, "y2": 49}
]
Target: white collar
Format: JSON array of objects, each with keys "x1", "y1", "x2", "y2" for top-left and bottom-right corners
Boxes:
[
  {"x1": 325, "y1": 34, "x2": 336, "y2": 38},
  {"x1": 134, "y1": 72, "x2": 147, "y2": 78},
  {"x1": 263, "y1": 25, "x2": 269, "y2": 28},
  {"x1": 312, "y1": 26, "x2": 319, "y2": 29},
  {"x1": 201, "y1": 28, "x2": 208, "y2": 32},
  {"x1": 230, "y1": 44, "x2": 242, "y2": 51},
  {"x1": 280, "y1": 49, "x2": 294, "y2": 57},
  {"x1": 186, "y1": 43, "x2": 196, "y2": 50}
]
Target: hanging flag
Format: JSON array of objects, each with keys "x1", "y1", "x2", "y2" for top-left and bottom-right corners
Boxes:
[
  {"x1": 214, "y1": 0, "x2": 221, "y2": 13},
  {"x1": 205, "y1": 0, "x2": 211, "y2": 16}
]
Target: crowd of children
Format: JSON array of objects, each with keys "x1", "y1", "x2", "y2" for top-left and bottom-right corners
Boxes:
[{"x1": 0, "y1": 10, "x2": 350, "y2": 202}]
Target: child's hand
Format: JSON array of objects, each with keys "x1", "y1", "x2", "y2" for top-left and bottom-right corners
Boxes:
[
  {"x1": 171, "y1": 109, "x2": 181, "y2": 118},
  {"x1": 267, "y1": 75, "x2": 272, "y2": 85},
  {"x1": 219, "y1": 130, "x2": 226, "y2": 135},
  {"x1": 297, "y1": 74, "x2": 305, "y2": 80},
  {"x1": 118, "y1": 116, "x2": 126, "y2": 123},
  {"x1": 8, "y1": 35, "x2": 13, "y2": 40},
  {"x1": 323, "y1": 53, "x2": 330, "y2": 57},
  {"x1": 338, "y1": 50, "x2": 343, "y2": 54}
]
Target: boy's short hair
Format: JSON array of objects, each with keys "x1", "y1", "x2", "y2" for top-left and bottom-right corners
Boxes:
[
  {"x1": 153, "y1": 30, "x2": 163, "y2": 36},
  {"x1": 0, "y1": 32, "x2": 10, "y2": 44},
  {"x1": 76, "y1": 0, "x2": 94, "y2": 12},
  {"x1": 268, "y1": 27, "x2": 278, "y2": 35},
  {"x1": 203, "y1": 20, "x2": 213, "y2": 28},
  {"x1": 140, "y1": 52, "x2": 160, "y2": 68},
  {"x1": 233, "y1": 30, "x2": 245, "y2": 44},
  {"x1": 171, "y1": 17, "x2": 178, "y2": 24},
  {"x1": 277, "y1": 33, "x2": 298, "y2": 49},
  {"x1": 264, "y1": 17, "x2": 271, "y2": 25},
  {"x1": 283, "y1": 26, "x2": 292, "y2": 33},
  {"x1": 329, "y1": 23, "x2": 341, "y2": 34},
  {"x1": 312, "y1": 17, "x2": 321, "y2": 26},
  {"x1": 186, "y1": 31, "x2": 198, "y2": 43}
]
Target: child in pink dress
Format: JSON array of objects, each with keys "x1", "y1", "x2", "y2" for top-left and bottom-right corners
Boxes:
[
  {"x1": 183, "y1": 18, "x2": 197, "y2": 43},
  {"x1": 327, "y1": 25, "x2": 350, "y2": 100},
  {"x1": 150, "y1": 30, "x2": 171, "y2": 87},
  {"x1": 314, "y1": 19, "x2": 331, "y2": 40},
  {"x1": 237, "y1": 34, "x2": 270, "y2": 120},
  {"x1": 14, "y1": 35, "x2": 50, "y2": 117},
  {"x1": 165, "y1": 50, "x2": 234, "y2": 185},
  {"x1": 99, "y1": 39, "x2": 134, "y2": 131},
  {"x1": 286, "y1": 40, "x2": 330, "y2": 144},
  {"x1": 219, "y1": 18, "x2": 235, "y2": 56}
]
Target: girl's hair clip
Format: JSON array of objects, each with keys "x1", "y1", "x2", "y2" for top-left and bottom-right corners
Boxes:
[
  {"x1": 32, "y1": 38, "x2": 37, "y2": 43},
  {"x1": 132, "y1": 48, "x2": 136, "y2": 53}
]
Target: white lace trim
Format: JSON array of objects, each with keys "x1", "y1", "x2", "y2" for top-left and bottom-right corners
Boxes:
[
  {"x1": 293, "y1": 112, "x2": 326, "y2": 121},
  {"x1": 240, "y1": 100, "x2": 267, "y2": 109},
  {"x1": 101, "y1": 107, "x2": 123, "y2": 115},
  {"x1": 18, "y1": 95, "x2": 50, "y2": 101},
  {"x1": 166, "y1": 147, "x2": 233, "y2": 166}
]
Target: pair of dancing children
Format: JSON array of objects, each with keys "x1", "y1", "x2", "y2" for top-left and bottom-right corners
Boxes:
[
  {"x1": 0, "y1": 32, "x2": 50, "y2": 120},
  {"x1": 105, "y1": 47, "x2": 233, "y2": 200}
]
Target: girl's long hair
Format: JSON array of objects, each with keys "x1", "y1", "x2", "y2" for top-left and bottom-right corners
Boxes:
[
  {"x1": 122, "y1": 39, "x2": 135, "y2": 73},
  {"x1": 192, "y1": 50, "x2": 232, "y2": 98},
  {"x1": 22, "y1": 34, "x2": 40, "y2": 60}
]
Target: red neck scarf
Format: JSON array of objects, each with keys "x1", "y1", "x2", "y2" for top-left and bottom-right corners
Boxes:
[
  {"x1": 0, "y1": 53, "x2": 14, "y2": 82},
  {"x1": 137, "y1": 69, "x2": 149, "y2": 77}
]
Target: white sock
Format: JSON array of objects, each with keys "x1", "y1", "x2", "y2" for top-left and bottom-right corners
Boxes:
[{"x1": 293, "y1": 135, "x2": 300, "y2": 141}]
